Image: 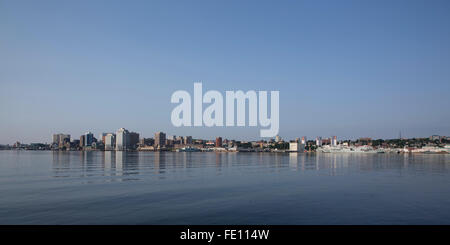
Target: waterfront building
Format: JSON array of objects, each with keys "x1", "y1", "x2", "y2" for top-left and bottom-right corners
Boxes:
[
  {"x1": 316, "y1": 137, "x2": 322, "y2": 146},
  {"x1": 52, "y1": 134, "x2": 58, "y2": 145},
  {"x1": 331, "y1": 136, "x2": 337, "y2": 146},
  {"x1": 430, "y1": 135, "x2": 440, "y2": 141},
  {"x1": 115, "y1": 128, "x2": 129, "y2": 151},
  {"x1": 215, "y1": 137, "x2": 223, "y2": 147},
  {"x1": 129, "y1": 132, "x2": 140, "y2": 149},
  {"x1": 184, "y1": 136, "x2": 193, "y2": 145},
  {"x1": 155, "y1": 132, "x2": 166, "y2": 147},
  {"x1": 79, "y1": 135, "x2": 85, "y2": 147},
  {"x1": 105, "y1": 133, "x2": 116, "y2": 150},
  {"x1": 85, "y1": 132, "x2": 94, "y2": 146},
  {"x1": 52, "y1": 134, "x2": 70, "y2": 148},
  {"x1": 289, "y1": 142, "x2": 305, "y2": 152},
  {"x1": 72, "y1": 139, "x2": 80, "y2": 147},
  {"x1": 139, "y1": 138, "x2": 154, "y2": 146},
  {"x1": 301, "y1": 136, "x2": 307, "y2": 145},
  {"x1": 98, "y1": 133, "x2": 108, "y2": 144}
]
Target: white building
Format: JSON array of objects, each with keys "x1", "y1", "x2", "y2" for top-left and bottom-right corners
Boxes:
[
  {"x1": 105, "y1": 133, "x2": 116, "y2": 151},
  {"x1": 115, "y1": 128, "x2": 129, "y2": 151},
  {"x1": 331, "y1": 136, "x2": 337, "y2": 146},
  {"x1": 289, "y1": 142, "x2": 305, "y2": 152},
  {"x1": 316, "y1": 137, "x2": 322, "y2": 146},
  {"x1": 301, "y1": 136, "x2": 307, "y2": 145}
]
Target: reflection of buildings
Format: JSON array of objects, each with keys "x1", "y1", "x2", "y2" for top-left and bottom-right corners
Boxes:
[
  {"x1": 289, "y1": 153, "x2": 298, "y2": 170},
  {"x1": 115, "y1": 151, "x2": 123, "y2": 175},
  {"x1": 52, "y1": 151, "x2": 71, "y2": 167},
  {"x1": 154, "y1": 152, "x2": 166, "y2": 173},
  {"x1": 104, "y1": 151, "x2": 112, "y2": 173}
]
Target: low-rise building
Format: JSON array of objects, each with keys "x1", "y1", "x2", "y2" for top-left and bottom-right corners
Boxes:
[{"x1": 289, "y1": 142, "x2": 305, "y2": 152}]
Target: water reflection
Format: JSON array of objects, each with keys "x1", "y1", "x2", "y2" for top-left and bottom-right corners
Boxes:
[{"x1": 51, "y1": 151, "x2": 450, "y2": 181}]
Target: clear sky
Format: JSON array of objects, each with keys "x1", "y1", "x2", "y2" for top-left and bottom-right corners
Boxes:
[{"x1": 1, "y1": 0, "x2": 450, "y2": 144}]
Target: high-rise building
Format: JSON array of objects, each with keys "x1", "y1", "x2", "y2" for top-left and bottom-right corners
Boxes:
[
  {"x1": 155, "y1": 132, "x2": 166, "y2": 147},
  {"x1": 105, "y1": 133, "x2": 116, "y2": 150},
  {"x1": 85, "y1": 132, "x2": 94, "y2": 146},
  {"x1": 98, "y1": 133, "x2": 108, "y2": 144},
  {"x1": 129, "y1": 132, "x2": 140, "y2": 149},
  {"x1": 215, "y1": 137, "x2": 222, "y2": 147},
  {"x1": 115, "y1": 128, "x2": 129, "y2": 151},
  {"x1": 52, "y1": 133, "x2": 70, "y2": 147},
  {"x1": 79, "y1": 135, "x2": 85, "y2": 147},
  {"x1": 184, "y1": 136, "x2": 192, "y2": 145},
  {"x1": 52, "y1": 134, "x2": 59, "y2": 145}
]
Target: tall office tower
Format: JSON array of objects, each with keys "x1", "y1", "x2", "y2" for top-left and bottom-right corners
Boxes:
[
  {"x1": 301, "y1": 136, "x2": 307, "y2": 145},
  {"x1": 331, "y1": 136, "x2": 337, "y2": 146},
  {"x1": 79, "y1": 135, "x2": 85, "y2": 147},
  {"x1": 184, "y1": 136, "x2": 192, "y2": 145},
  {"x1": 98, "y1": 133, "x2": 108, "y2": 144},
  {"x1": 85, "y1": 132, "x2": 94, "y2": 146},
  {"x1": 295, "y1": 137, "x2": 300, "y2": 143},
  {"x1": 155, "y1": 132, "x2": 166, "y2": 147},
  {"x1": 52, "y1": 133, "x2": 70, "y2": 147},
  {"x1": 215, "y1": 137, "x2": 223, "y2": 147},
  {"x1": 128, "y1": 132, "x2": 140, "y2": 149},
  {"x1": 52, "y1": 134, "x2": 60, "y2": 145},
  {"x1": 60, "y1": 134, "x2": 70, "y2": 146},
  {"x1": 115, "y1": 128, "x2": 130, "y2": 151},
  {"x1": 105, "y1": 133, "x2": 116, "y2": 150},
  {"x1": 176, "y1": 136, "x2": 183, "y2": 144},
  {"x1": 316, "y1": 137, "x2": 322, "y2": 146}
]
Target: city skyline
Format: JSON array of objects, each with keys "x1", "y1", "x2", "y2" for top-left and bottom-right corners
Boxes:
[
  {"x1": 5, "y1": 127, "x2": 450, "y2": 146},
  {"x1": 1, "y1": 0, "x2": 450, "y2": 144}
]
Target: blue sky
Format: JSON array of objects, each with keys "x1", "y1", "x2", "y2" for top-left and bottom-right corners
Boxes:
[{"x1": 1, "y1": 0, "x2": 450, "y2": 143}]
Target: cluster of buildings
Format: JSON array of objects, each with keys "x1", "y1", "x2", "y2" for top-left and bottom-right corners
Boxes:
[
  {"x1": 51, "y1": 129, "x2": 198, "y2": 151},
  {"x1": 48, "y1": 129, "x2": 308, "y2": 152},
  {"x1": 314, "y1": 136, "x2": 450, "y2": 154},
  {"x1": 53, "y1": 129, "x2": 145, "y2": 151},
  {"x1": 3, "y1": 131, "x2": 448, "y2": 154}
]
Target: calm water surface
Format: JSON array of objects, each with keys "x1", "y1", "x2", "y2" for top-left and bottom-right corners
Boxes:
[{"x1": 0, "y1": 150, "x2": 450, "y2": 224}]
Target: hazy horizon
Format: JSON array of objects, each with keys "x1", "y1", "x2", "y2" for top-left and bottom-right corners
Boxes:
[{"x1": 1, "y1": 0, "x2": 450, "y2": 144}]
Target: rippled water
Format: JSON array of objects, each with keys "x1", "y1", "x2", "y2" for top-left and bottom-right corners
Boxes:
[{"x1": 0, "y1": 150, "x2": 449, "y2": 224}]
